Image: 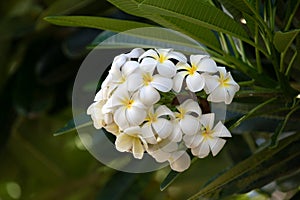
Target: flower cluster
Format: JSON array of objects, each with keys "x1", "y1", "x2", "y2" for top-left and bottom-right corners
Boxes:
[{"x1": 87, "y1": 48, "x2": 240, "y2": 172}]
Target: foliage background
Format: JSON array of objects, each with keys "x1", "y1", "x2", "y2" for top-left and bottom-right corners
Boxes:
[{"x1": 0, "y1": 0, "x2": 299, "y2": 200}]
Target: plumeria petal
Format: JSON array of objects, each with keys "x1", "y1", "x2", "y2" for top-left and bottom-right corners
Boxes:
[
  {"x1": 212, "y1": 121, "x2": 232, "y2": 137},
  {"x1": 122, "y1": 61, "x2": 139, "y2": 76},
  {"x1": 168, "y1": 122, "x2": 183, "y2": 142},
  {"x1": 166, "y1": 51, "x2": 187, "y2": 62},
  {"x1": 152, "y1": 118, "x2": 173, "y2": 138},
  {"x1": 208, "y1": 137, "x2": 226, "y2": 156},
  {"x1": 186, "y1": 73, "x2": 205, "y2": 92},
  {"x1": 196, "y1": 56, "x2": 218, "y2": 73},
  {"x1": 149, "y1": 148, "x2": 170, "y2": 162},
  {"x1": 139, "y1": 49, "x2": 159, "y2": 61},
  {"x1": 183, "y1": 134, "x2": 202, "y2": 148},
  {"x1": 142, "y1": 123, "x2": 157, "y2": 144},
  {"x1": 192, "y1": 141, "x2": 210, "y2": 158},
  {"x1": 139, "y1": 85, "x2": 160, "y2": 105},
  {"x1": 155, "y1": 105, "x2": 174, "y2": 118},
  {"x1": 126, "y1": 107, "x2": 146, "y2": 126},
  {"x1": 115, "y1": 133, "x2": 132, "y2": 152},
  {"x1": 180, "y1": 115, "x2": 200, "y2": 135},
  {"x1": 172, "y1": 71, "x2": 186, "y2": 93},
  {"x1": 114, "y1": 107, "x2": 129, "y2": 130},
  {"x1": 157, "y1": 61, "x2": 177, "y2": 78},
  {"x1": 169, "y1": 151, "x2": 191, "y2": 172},
  {"x1": 132, "y1": 138, "x2": 144, "y2": 159},
  {"x1": 207, "y1": 86, "x2": 227, "y2": 103},
  {"x1": 151, "y1": 75, "x2": 173, "y2": 92},
  {"x1": 127, "y1": 73, "x2": 143, "y2": 92},
  {"x1": 126, "y1": 48, "x2": 145, "y2": 58},
  {"x1": 200, "y1": 113, "x2": 215, "y2": 129},
  {"x1": 181, "y1": 99, "x2": 202, "y2": 116},
  {"x1": 203, "y1": 74, "x2": 219, "y2": 94},
  {"x1": 140, "y1": 57, "x2": 157, "y2": 73}
]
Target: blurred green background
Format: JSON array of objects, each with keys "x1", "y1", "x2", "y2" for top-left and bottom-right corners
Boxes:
[{"x1": 0, "y1": 0, "x2": 299, "y2": 200}]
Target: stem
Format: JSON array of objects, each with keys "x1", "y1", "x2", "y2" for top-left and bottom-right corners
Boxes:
[
  {"x1": 229, "y1": 97, "x2": 277, "y2": 130},
  {"x1": 254, "y1": 19, "x2": 263, "y2": 73},
  {"x1": 270, "y1": 105, "x2": 300, "y2": 148},
  {"x1": 238, "y1": 80, "x2": 255, "y2": 86},
  {"x1": 284, "y1": 0, "x2": 300, "y2": 31},
  {"x1": 285, "y1": 51, "x2": 298, "y2": 76}
]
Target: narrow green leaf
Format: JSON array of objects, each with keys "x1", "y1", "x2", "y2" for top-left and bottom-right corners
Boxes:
[
  {"x1": 44, "y1": 16, "x2": 153, "y2": 32},
  {"x1": 54, "y1": 117, "x2": 92, "y2": 136},
  {"x1": 138, "y1": 0, "x2": 249, "y2": 40},
  {"x1": 273, "y1": 29, "x2": 300, "y2": 53},
  {"x1": 160, "y1": 170, "x2": 180, "y2": 191},
  {"x1": 188, "y1": 132, "x2": 300, "y2": 199},
  {"x1": 36, "y1": 0, "x2": 95, "y2": 30}
]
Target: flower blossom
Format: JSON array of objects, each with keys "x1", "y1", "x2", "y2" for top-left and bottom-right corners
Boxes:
[
  {"x1": 142, "y1": 105, "x2": 174, "y2": 144},
  {"x1": 139, "y1": 49, "x2": 187, "y2": 78},
  {"x1": 203, "y1": 67, "x2": 240, "y2": 104},
  {"x1": 173, "y1": 55, "x2": 217, "y2": 92},
  {"x1": 115, "y1": 126, "x2": 148, "y2": 159},
  {"x1": 183, "y1": 113, "x2": 231, "y2": 158}
]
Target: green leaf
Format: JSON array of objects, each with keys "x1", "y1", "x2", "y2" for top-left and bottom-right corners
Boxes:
[
  {"x1": 44, "y1": 16, "x2": 153, "y2": 32},
  {"x1": 138, "y1": 0, "x2": 249, "y2": 40},
  {"x1": 36, "y1": 0, "x2": 96, "y2": 30},
  {"x1": 54, "y1": 116, "x2": 92, "y2": 136},
  {"x1": 188, "y1": 132, "x2": 300, "y2": 200},
  {"x1": 273, "y1": 29, "x2": 300, "y2": 53},
  {"x1": 160, "y1": 170, "x2": 180, "y2": 191}
]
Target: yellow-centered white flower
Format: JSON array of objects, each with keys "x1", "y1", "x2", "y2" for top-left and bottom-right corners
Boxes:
[
  {"x1": 142, "y1": 105, "x2": 174, "y2": 144},
  {"x1": 183, "y1": 113, "x2": 231, "y2": 158},
  {"x1": 173, "y1": 55, "x2": 217, "y2": 92},
  {"x1": 103, "y1": 85, "x2": 147, "y2": 130},
  {"x1": 203, "y1": 67, "x2": 240, "y2": 104},
  {"x1": 126, "y1": 65, "x2": 173, "y2": 105},
  {"x1": 171, "y1": 99, "x2": 202, "y2": 140},
  {"x1": 139, "y1": 49, "x2": 187, "y2": 78},
  {"x1": 115, "y1": 126, "x2": 148, "y2": 159}
]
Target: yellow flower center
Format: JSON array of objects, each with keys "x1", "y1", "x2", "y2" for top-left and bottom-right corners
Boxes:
[
  {"x1": 201, "y1": 126, "x2": 213, "y2": 139},
  {"x1": 219, "y1": 74, "x2": 229, "y2": 87},
  {"x1": 155, "y1": 54, "x2": 166, "y2": 63},
  {"x1": 187, "y1": 64, "x2": 198, "y2": 75},
  {"x1": 145, "y1": 112, "x2": 157, "y2": 123},
  {"x1": 143, "y1": 73, "x2": 153, "y2": 86},
  {"x1": 175, "y1": 107, "x2": 185, "y2": 119},
  {"x1": 124, "y1": 99, "x2": 134, "y2": 109}
]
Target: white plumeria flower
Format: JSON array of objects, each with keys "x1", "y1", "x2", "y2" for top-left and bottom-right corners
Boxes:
[
  {"x1": 173, "y1": 55, "x2": 217, "y2": 92},
  {"x1": 142, "y1": 105, "x2": 174, "y2": 144},
  {"x1": 87, "y1": 100, "x2": 108, "y2": 129},
  {"x1": 148, "y1": 140, "x2": 191, "y2": 172},
  {"x1": 126, "y1": 64, "x2": 173, "y2": 105},
  {"x1": 183, "y1": 113, "x2": 231, "y2": 158},
  {"x1": 203, "y1": 67, "x2": 240, "y2": 104},
  {"x1": 115, "y1": 126, "x2": 148, "y2": 159},
  {"x1": 139, "y1": 49, "x2": 187, "y2": 78},
  {"x1": 173, "y1": 99, "x2": 202, "y2": 136},
  {"x1": 103, "y1": 85, "x2": 147, "y2": 130}
]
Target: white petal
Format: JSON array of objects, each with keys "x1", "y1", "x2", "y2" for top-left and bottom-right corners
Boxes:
[
  {"x1": 114, "y1": 107, "x2": 129, "y2": 130},
  {"x1": 197, "y1": 57, "x2": 218, "y2": 73},
  {"x1": 149, "y1": 148, "x2": 170, "y2": 162},
  {"x1": 132, "y1": 138, "x2": 144, "y2": 159},
  {"x1": 155, "y1": 105, "x2": 174, "y2": 118},
  {"x1": 152, "y1": 118, "x2": 173, "y2": 138},
  {"x1": 139, "y1": 86, "x2": 160, "y2": 105},
  {"x1": 112, "y1": 54, "x2": 126, "y2": 69},
  {"x1": 192, "y1": 141, "x2": 210, "y2": 158},
  {"x1": 167, "y1": 51, "x2": 187, "y2": 62},
  {"x1": 203, "y1": 74, "x2": 219, "y2": 94},
  {"x1": 142, "y1": 123, "x2": 157, "y2": 144},
  {"x1": 180, "y1": 115, "x2": 200, "y2": 135},
  {"x1": 126, "y1": 48, "x2": 145, "y2": 58},
  {"x1": 122, "y1": 61, "x2": 139, "y2": 76},
  {"x1": 208, "y1": 137, "x2": 226, "y2": 156},
  {"x1": 169, "y1": 151, "x2": 191, "y2": 172},
  {"x1": 168, "y1": 122, "x2": 182, "y2": 142},
  {"x1": 139, "y1": 49, "x2": 159, "y2": 61},
  {"x1": 217, "y1": 67, "x2": 227, "y2": 77},
  {"x1": 181, "y1": 99, "x2": 202, "y2": 116},
  {"x1": 186, "y1": 73, "x2": 205, "y2": 92},
  {"x1": 172, "y1": 71, "x2": 186, "y2": 93},
  {"x1": 161, "y1": 141, "x2": 178, "y2": 152},
  {"x1": 200, "y1": 113, "x2": 215, "y2": 129},
  {"x1": 212, "y1": 121, "x2": 232, "y2": 137},
  {"x1": 183, "y1": 134, "x2": 202, "y2": 148},
  {"x1": 140, "y1": 57, "x2": 157, "y2": 73},
  {"x1": 207, "y1": 86, "x2": 227, "y2": 103},
  {"x1": 157, "y1": 61, "x2": 176, "y2": 78},
  {"x1": 124, "y1": 126, "x2": 141, "y2": 136},
  {"x1": 190, "y1": 55, "x2": 207, "y2": 66},
  {"x1": 151, "y1": 75, "x2": 173, "y2": 92},
  {"x1": 126, "y1": 73, "x2": 143, "y2": 92},
  {"x1": 115, "y1": 133, "x2": 132, "y2": 152},
  {"x1": 126, "y1": 107, "x2": 146, "y2": 126}
]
